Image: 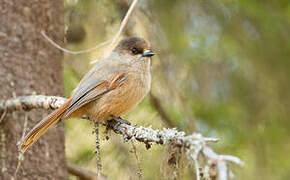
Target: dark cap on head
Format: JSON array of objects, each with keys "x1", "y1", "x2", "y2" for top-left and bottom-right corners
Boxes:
[{"x1": 114, "y1": 37, "x2": 154, "y2": 57}]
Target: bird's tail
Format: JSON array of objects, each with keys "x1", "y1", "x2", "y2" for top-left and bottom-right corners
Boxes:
[{"x1": 19, "y1": 97, "x2": 72, "y2": 152}]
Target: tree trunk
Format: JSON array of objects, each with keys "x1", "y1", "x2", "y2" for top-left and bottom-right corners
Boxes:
[{"x1": 0, "y1": 0, "x2": 67, "y2": 179}]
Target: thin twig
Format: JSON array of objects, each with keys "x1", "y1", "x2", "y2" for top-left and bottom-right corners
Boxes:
[
  {"x1": 149, "y1": 93, "x2": 176, "y2": 128},
  {"x1": 131, "y1": 141, "x2": 143, "y2": 179},
  {"x1": 41, "y1": 31, "x2": 111, "y2": 55},
  {"x1": 0, "y1": 128, "x2": 7, "y2": 174},
  {"x1": 217, "y1": 161, "x2": 228, "y2": 180},
  {"x1": 194, "y1": 158, "x2": 201, "y2": 180},
  {"x1": 189, "y1": 146, "x2": 202, "y2": 180},
  {"x1": 41, "y1": 0, "x2": 138, "y2": 63},
  {"x1": 202, "y1": 146, "x2": 244, "y2": 166},
  {"x1": 0, "y1": 102, "x2": 7, "y2": 124},
  {"x1": 147, "y1": 17, "x2": 197, "y2": 131},
  {"x1": 94, "y1": 123, "x2": 102, "y2": 176},
  {"x1": 90, "y1": 0, "x2": 139, "y2": 64},
  {"x1": 13, "y1": 113, "x2": 28, "y2": 180}
]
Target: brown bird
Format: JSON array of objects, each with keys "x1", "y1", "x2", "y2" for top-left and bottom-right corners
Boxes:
[{"x1": 19, "y1": 37, "x2": 155, "y2": 152}]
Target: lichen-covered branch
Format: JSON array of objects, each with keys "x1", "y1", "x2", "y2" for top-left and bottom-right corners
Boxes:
[
  {"x1": 0, "y1": 95, "x2": 244, "y2": 180},
  {"x1": 0, "y1": 95, "x2": 66, "y2": 113}
]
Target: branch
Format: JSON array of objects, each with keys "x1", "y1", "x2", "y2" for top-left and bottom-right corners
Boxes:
[
  {"x1": 41, "y1": 0, "x2": 138, "y2": 60},
  {"x1": 149, "y1": 92, "x2": 176, "y2": 128},
  {"x1": 90, "y1": 0, "x2": 138, "y2": 64},
  {"x1": 0, "y1": 95, "x2": 67, "y2": 113},
  {"x1": 0, "y1": 95, "x2": 244, "y2": 179},
  {"x1": 41, "y1": 31, "x2": 112, "y2": 55},
  {"x1": 67, "y1": 162, "x2": 108, "y2": 180}
]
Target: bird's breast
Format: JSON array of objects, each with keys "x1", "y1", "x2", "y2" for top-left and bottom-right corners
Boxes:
[{"x1": 88, "y1": 70, "x2": 151, "y2": 122}]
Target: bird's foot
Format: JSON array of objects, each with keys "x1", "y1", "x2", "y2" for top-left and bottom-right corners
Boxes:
[{"x1": 111, "y1": 115, "x2": 131, "y2": 125}]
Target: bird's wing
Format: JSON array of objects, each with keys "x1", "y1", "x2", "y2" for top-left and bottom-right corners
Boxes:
[{"x1": 63, "y1": 57, "x2": 127, "y2": 118}]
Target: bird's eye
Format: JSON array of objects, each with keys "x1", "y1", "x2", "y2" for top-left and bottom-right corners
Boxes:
[{"x1": 131, "y1": 48, "x2": 138, "y2": 54}]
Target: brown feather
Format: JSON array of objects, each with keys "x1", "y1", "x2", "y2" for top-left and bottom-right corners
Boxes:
[
  {"x1": 108, "y1": 73, "x2": 127, "y2": 90},
  {"x1": 19, "y1": 97, "x2": 73, "y2": 152}
]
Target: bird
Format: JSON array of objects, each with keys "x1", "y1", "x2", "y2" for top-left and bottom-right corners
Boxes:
[{"x1": 19, "y1": 36, "x2": 155, "y2": 152}]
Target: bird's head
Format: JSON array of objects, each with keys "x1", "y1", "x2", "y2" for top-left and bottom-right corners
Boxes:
[{"x1": 113, "y1": 36, "x2": 155, "y2": 64}]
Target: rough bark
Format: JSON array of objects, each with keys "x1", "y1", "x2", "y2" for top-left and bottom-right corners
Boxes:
[{"x1": 0, "y1": 0, "x2": 66, "y2": 179}]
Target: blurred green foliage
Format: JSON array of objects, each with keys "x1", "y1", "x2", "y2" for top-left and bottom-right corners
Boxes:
[{"x1": 63, "y1": 0, "x2": 290, "y2": 179}]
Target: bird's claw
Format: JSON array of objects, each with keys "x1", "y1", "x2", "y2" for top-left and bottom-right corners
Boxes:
[{"x1": 111, "y1": 116, "x2": 131, "y2": 125}]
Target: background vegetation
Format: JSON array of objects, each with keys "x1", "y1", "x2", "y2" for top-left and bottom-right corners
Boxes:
[{"x1": 63, "y1": 0, "x2": 290, "y2": 179}]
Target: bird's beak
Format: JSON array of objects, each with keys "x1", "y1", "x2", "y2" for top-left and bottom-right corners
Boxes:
[{"x1": 142, "y1": 50, "x2": 155, "y2": 57}]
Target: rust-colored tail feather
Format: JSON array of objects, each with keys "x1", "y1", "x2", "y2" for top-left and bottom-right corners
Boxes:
[{"x1": 19, "y1": 98, "x2": 72, "y2": 152}]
